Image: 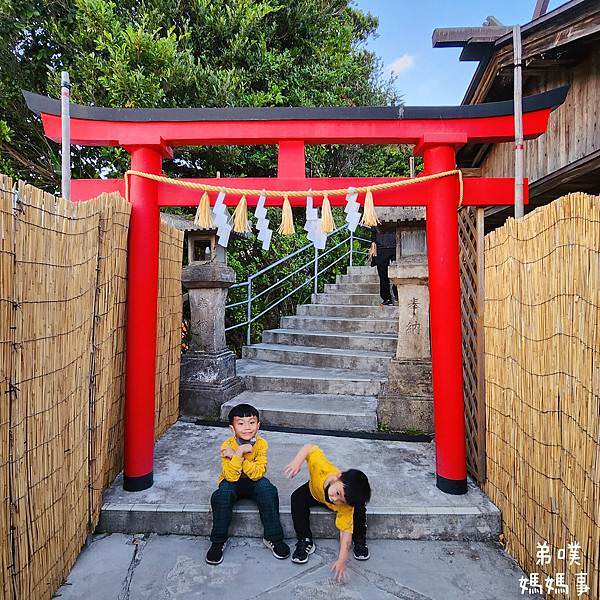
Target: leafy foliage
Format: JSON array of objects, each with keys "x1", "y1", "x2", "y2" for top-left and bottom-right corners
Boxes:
[
  {"x1": 1, "y1": 0, "x2": 413, "y2": 344},
  {"x1": 0, "y1": 0, "x2": 407, "y2": 187}
]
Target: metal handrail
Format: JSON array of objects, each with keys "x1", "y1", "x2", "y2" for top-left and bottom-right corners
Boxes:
[
  {"x1": 225, "y1": 224, "x2": 372, "y2": 342},
  {"x1": 249, "y1": 249, "x2": 351, "y2": 324},
  {"x1": 248, "y1": 235, "x2": 352, "y2": 304},
  {"x1": 315, "y1": 250, "x2": 350, "y2": 279},
  {"x1": 250, "y1": 259, "x2": 313, "y2": 303},
  {"x1": 225, "y1": 298, "x2": 250, "y2": 309},
  {"x1": 243, "y1": 223, "x2": 348, "y2": 282},
  {"x1": 226, "y1": 248, "x2": 351, "y2": 333}
]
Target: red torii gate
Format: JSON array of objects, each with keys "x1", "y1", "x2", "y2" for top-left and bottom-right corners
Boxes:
[{"x1": 25, "y1": 87, "x2": 567, "y2": 495}]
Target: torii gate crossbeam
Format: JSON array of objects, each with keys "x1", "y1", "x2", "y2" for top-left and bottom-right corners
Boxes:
[{"x1": 25, "y1": 86, "x2": 568, "y2": 496}]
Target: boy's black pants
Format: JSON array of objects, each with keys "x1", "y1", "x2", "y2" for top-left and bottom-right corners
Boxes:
[
  {"x1": 291, "y1": 482, "x2": 367, "y2": 542},
  {"x1": 210, "y1": 477, "x2": 284, "y2": 543}
]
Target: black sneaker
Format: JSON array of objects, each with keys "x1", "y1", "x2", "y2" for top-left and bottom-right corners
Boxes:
[
  {"x1": 353, "y1": 539, "x2": 370, "y2": 560},
  {"x1": 291, "y1": 538, "x2": 316, "y2": 564},
  {"x1": 382, "y1": 299, "x2": 394, "y2": 306},
  {"x1": 205, "y1": 541, "x2": 226, "y2": 565},
  {"x1": 263, "y1": 538, "x2": 291, "y2": 559}
]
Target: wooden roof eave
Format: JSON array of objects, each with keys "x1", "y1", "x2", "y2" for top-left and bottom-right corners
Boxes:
[
  {"x1": 456, "y1": 0, "x2": 599, "y2": 168},
  {"x1": 463, "y1": 0, "x2": 600, "y2": 105}
]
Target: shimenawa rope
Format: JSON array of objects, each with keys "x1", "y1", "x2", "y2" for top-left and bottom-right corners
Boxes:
[{"x1": 124, "y1": 168, "x2": 465, "y2": 231}]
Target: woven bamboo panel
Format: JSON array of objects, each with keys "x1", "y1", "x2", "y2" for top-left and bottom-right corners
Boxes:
[
  {"x1": 0, "y1": 176, "x2": 15, "y2": 600},
  {"x1": 483, "y1": 193, "x2": 599, "y2": 600},
  {"x1": 87, "y1": 193, "x2": 131, "y2": 527},
  {"x1": 9, "y1": 181, "x2": 99, "y2": 599},
  {"x1": 458, "y1": 206, "x2": 486, "y2": 483},
  {"x1": 0, "y1": 176, "x2": 184, "y2": 599},
  {"x1": 154, "y1": 221, "x2": 184, "y2": 439}
]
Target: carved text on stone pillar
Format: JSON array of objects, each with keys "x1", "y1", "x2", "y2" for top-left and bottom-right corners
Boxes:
[{"x1": 405, "y1": 297, "x2": 422, "y2": 335}]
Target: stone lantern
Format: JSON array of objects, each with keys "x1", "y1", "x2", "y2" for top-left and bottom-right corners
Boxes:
[
  {"x1": 187, "y1": 230, "x2": 226, "y2": 264},
  {"x1": 179, "y1": 260, "x2": 244, "y2": 417},
  {"x1": 160, "y1": 212, "x2": 244, "y2": 419}
]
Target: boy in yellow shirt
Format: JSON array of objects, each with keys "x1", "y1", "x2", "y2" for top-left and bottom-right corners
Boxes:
[
  {"x1": 284, "y1": 444, "x2": 371, "y2": 581},
  {"x1": 206, "y1": 403, "x2": 290, "y2": 565}
]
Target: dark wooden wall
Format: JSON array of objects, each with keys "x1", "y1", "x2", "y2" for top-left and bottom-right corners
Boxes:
[{"x1": 479, "y1": 45, "x2": 600, "y2": 186}]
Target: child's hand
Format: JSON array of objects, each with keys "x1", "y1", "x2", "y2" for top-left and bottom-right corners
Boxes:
[
  {"x1": 237, "y1": 444, "x2": 254, "y2": 455},
  {"x1": 331, "y1": 559, "x2": 348, "y2": 582},
  {"x1": 221, "y1": 446, "x2": 234, "y2": 459},
  {"x1": 283, "y1": 460, "x2": 301, "y2": 479}
]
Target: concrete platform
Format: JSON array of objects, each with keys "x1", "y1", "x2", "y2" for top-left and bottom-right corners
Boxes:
[
  {"x1": 56, "y1": 534, "x2": 539, "y2": 600},
  {"x1": 99, "y1": 422, "x2": 500, "y2": 540}
]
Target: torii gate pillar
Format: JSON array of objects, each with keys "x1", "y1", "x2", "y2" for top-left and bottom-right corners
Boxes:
[
  {"x1": 123, "y1": 145, "x2": 163, "y2": 491},
  {"x1": 423, "y1": 144, "x2": 467, "y2": 494}
]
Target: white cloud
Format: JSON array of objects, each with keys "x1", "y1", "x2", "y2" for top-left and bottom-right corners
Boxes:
[{"x1": 386, "y1": 53, "x2": 416, "y2": 76}]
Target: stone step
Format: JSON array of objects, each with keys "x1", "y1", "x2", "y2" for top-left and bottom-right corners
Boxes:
[
  {"x1": 325, "y1": 282, "x2": 381, "y2": 294},
  {"x1": 336, "y1": 273, "x2": 380, "y2": 284},
  {"x1": 221, "y1": 391, "x2": 378, "y2": 431},
  {"x1": 312, "y1": 292, "x2": 384, "y2": 306},
  {"x1": 281, "y1": 315, "x2": 398, "y2": 334},
  {"x1": 262, "y1": 328, "x2": 397, "y2": 352},
  {"x1": 98, "y1": 422, "x2": 501, "y2": 541},
  {"x1": 99, "y1": 502, "x2": 500, "y2": 541},
  {"x1": 242, "y1": 343, "x2": 393, "y2": 374},
  {"x1": 297, "y1": 303, "x2": 398, "y2": 319},
  {"x1": 237, "y1": 359, "x2": 385, "y2": 396},
  {"x1": 346, "y1": 265, "x2": 375, "y2": 274}
]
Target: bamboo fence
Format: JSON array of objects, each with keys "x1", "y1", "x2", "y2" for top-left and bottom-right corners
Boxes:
[
  {"x1": 155, "y1": 220, "x2": 184, "y2": 439},
  {"x1": 0, "y1": 175, "x2": 183, "y2": 600},
  {"x1": 484, "y1": 192, "x2": 599, "y2": 600},
  {"x1": 87, "y1": 192, "x2": 131, "y2": 526},
  {"x1": 1, "y1": 178, "x2": 16, "y2": 600}
]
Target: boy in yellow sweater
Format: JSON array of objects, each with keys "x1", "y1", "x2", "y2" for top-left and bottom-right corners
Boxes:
[
  {"x1": 205, "y1": 403, "x2": 290, "y2": 565},
  {"x1": 284, "y1": 444, "x2": 371, "y2": 582}
]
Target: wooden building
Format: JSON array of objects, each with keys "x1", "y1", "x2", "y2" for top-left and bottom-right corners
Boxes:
[{"x1": 433, "y1": 0, "x2": 600, "y2": 229}]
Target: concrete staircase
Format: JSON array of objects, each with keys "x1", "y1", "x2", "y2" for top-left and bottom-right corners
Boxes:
[{"x1": 222, "y1": 265, "x2": 397, "y2": 431}]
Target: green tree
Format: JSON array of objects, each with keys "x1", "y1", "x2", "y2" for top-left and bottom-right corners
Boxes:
[
  {"x1": 0, "y1": 0, "x2": 408, "y2": 188},
  {"x1": 1, "y1": 0, "x2": 413, "y2": 349}
]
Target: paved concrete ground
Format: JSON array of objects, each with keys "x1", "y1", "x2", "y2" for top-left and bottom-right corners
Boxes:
[
  {"x1": 99, "y1": 422, "x2": 499, "y2": 539},
  {"x1": 56, "y1": 534, "x2": 540, "y2": 600}
]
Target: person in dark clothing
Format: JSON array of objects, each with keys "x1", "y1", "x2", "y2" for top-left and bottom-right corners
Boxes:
[{"x1": 369, "y1": 226, "x2": 398, "y2": 305}]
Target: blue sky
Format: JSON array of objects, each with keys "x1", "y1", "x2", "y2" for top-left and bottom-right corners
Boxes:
[{"x1": 354, "y1": 0, "x2": 565, "y2": 105}]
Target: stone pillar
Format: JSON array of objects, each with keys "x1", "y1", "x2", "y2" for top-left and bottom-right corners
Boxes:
[
  {"x1": 378, "y1": 257, "x2": 434, "y2": 433},
  {"x1": 390, "y1": 259, "x2": 430, "y2": 359},
  {"x1": 179, "y1": 262, "x2": 244, "y2": 418}
]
